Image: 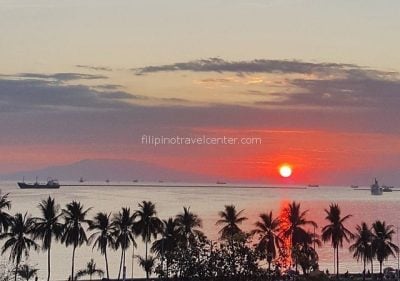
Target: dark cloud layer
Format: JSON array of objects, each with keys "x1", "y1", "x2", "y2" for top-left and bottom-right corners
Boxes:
[
  {"x1": 255, "y1": 77, "x2": 400, "y2": 111},
  {"x1": 0, "y1": 78, "x2": 141, "y2": 112},
  {"x1": 134, "y1": 58, "x2": 395, "y2": 79},
  {"x1": 2, "y1": 56, "x2": 400, "y2": 146}
]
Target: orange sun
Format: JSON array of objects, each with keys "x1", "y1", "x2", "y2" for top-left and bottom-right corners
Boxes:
[{"x1": 279, "y1": 164, "x2": 292, "y2": 178}]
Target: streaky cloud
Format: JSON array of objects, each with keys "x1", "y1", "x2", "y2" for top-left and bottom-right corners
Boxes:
[
  {"x1": 17, "y1": 72, "x2": 108, "y2": 81},
  {"x1": 75, "y1": 65, "x2": 113, "y2": 72},
  {"x1": 134, "y1": 57, "x2": 396, "y2": 79}
]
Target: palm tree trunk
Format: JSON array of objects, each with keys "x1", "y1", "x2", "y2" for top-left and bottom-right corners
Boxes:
[
  {"x1": 14, "y1": 261, "x2": 19, "y2": 281},
  {"x1": 371, "y1": 259, "x2": 374, "y2": 275},
  {"x1": 333, "y1": 247, "x2": 336, "y2": 275},
  {"x1": 145, "y1": 239, "x2": 148, "y2": 260},
  {"x1": 336, "y1": 246, "x2": 339, "y2": 279},
  {"x1": 105, "y1": 248, "x2": 110, "y2": 280},
  {"x1": 47, "y1": 247, "x2": 51, "y2": 281},
  {"x1": 146, "y1": 240, "x2": 149, "y2": 279},
  {"x1": 117, "y1": 249, "x2": 123, "y2": 280},
  {"x1": 123, "y1": 249, "x2": 126, "y2": 280},
  {"x1": 363, "y1": 256, "x2": 366, "y2": 281},
  {"x1": 72, "y1": 245, "x2": 76, "y2": 281},
  {"x1": 380, "y1": 261, "x2": 383, "y2": 279}
]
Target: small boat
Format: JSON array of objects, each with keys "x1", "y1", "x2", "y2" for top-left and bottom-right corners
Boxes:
[
  {"x1": 79, "y1": 177, "x2": 85, "y2": 183},
  {"x1": 216, "y1": 181, "x2": 227, "y2": 184},
  {"x1": 350, "y1": 185, "x2": 359, "y2": 188},
  {"x1": 105, "y1": 179, "x2": 110, "y2": 183},
  {"x1": 371, "y1": 178, "x2": 383, "y2": 195},
  {"x1": 132, "y1": 179, "x2": 139, "y2": 183},
  {"x1": 382, "y1": 185, "x2": 393, "y2": 192},
  {"x1": 308, "y1": 184, "x2": 319, "y2": 187},
  {"x1": 18, "y1": 178, "x2": 60, "y2": 189}
]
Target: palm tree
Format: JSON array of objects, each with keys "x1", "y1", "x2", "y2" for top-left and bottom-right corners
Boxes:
[
  {"x1": 16, "y1": 264, "x2": 38, "y2": 281},
  {"x1": 349, "y1": 222, "x2": 373, "y2": 281},
  {"x1": 175, "y1": 207, "x2": 203, "y2": 277},
  {"x1": 0, "y1": 213, "x2": 39, "y2": 281},
  {"x1": 251, "y1": 211, "x2": 281, "y2": 270},
  {"x1": 76, "y1": 259, "x2": 104, "y2": 280},
  {"x1": 151, "y1": 218, "x2": 180, "y2": 277},
  {"x1": 88, "y1": 212, "x2": 114, "y2": 280},
  {"x1": 371, "y1": 220, "x2": 399, "y2": 277},
  {"x1": 137, "y1": 255, "x2": 156, "y2": 278},
  {"x1": 321, "y1": 203, "x2": 353, "y2": 279},
  {"x1": 280, "y1": 201, "x2": 317, "y2": 271},
  {"x1": 33, "y1": 196, "x2": 64, "y2": 281},
  {"x1": 0, "y1": 191, "x2": 11, "y2": 233},
  {"x1": 134, "y1": 201, "x2": 162, "y2": 279},
  {"x1": 61, "y1": 201, "x2": 91, "y2": 281},
  {"x1": 216, "y1": 205, "x2": 247, "y2": 241},
  {"x1": 112, "y1": 207, "x2": 136, "y2": 280},
  {"x1": 175, "y1": 206, "x2": 203, "y2": 244}
]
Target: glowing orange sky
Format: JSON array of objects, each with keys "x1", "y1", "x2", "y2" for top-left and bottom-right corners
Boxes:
[
  {"x1": 2, "y1": 128, "x2": 399, "y2": 185},
  {"x1": 1, "y1": 2, "x2": 400, "y2": 184}
]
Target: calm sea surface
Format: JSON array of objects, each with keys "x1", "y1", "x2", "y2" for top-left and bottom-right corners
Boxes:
[{"x1": 1, "y1": 181, "x2": 399, "y2": 280}]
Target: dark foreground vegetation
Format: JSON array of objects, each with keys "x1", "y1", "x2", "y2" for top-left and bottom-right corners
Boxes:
[{"x1": 0, "y1": 191, "x2": 398, "y2": 281}]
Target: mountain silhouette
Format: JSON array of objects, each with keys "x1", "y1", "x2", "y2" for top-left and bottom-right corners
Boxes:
[{"x1": 1, "y1": 159, "x2": 206, "y2": 182}]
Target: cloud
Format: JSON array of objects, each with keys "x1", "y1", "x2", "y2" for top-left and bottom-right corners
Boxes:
[
  {"x1": 94, "y1": 84, "x2": 122, "y2": 90},
  {"x1": 75, "y1": 65, "x2": 113, "y2": 72},
  {"x1": 134, "y1": 57, "x2": 395, "y2": 79},
  {"x1": 16, "y1": 72, "x2": 108, "y2": 81},
  {"x1": 0, "y1": 77, "x2": 142, "y2": 113},
  {"x1": 2, "y1": 62, "x2": 400, "y2": 148},
  {"x1": 255, "y1": 77, "x2": 400, "y2": 110},
  {"x1": 135, "y1": 58, "x2": 400, "y2": 112},
  {"x1": 99, "y1": 90, "x2": 146, "y2": 100}
]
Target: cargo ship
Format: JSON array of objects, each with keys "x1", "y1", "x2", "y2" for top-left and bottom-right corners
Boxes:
[{"x1": 17, "y1": 178, "x2": 60, "y2": 189}]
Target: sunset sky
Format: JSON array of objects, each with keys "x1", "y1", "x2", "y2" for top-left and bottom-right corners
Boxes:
[{"x1": 1, "y1": 0, "x2": 400, "y2": 184}]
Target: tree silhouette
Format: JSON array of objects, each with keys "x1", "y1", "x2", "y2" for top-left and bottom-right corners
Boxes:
[
  {"x1": 76, "y1": 259, "x2": 104, "y2": 280},
  {"x1": 88, "y1": 212, "x2": 114, "y2": 280},
  {"x1": 16, "y1": 264, "x2": 38, "y2": 281},
  {"x1": 216, "y1": 205, "x2": 247, "y2": 241},
  {"x1": 252, "y1": 211, "x2": 281, "y2": 270},
  {"x1": 371, "y1": 220, "x2": 399, "y2": 277},
  {"x1": 112, "y1": 207, "x2": 136, "y2": 280},
  {"x1": 137, "y1": 255, "x2": 156, "y2": 278},
  {"x1": 134, "y1": 201, "x2": 162, "y2": 279},
  {"x1": 33, "y1": 196, "x2": 63, "y2": 281},
  {"x1": 280, "y1": 201, "x2": 317, "y2": 271},
  {"x1": 0, "y1": 191, "x2": 11, "y2": 233},
  {"x1": 175, "y1": 207, "x2": 203, "y2": 244},
  {"x1": 61, "y1": 201, "x2": 91, "y2": 281},
  {"x1": 0, "y1": 213, "x2": 39, "y2": 281},
  {"x1": 349, "y1": 222, "x2": 373, "y2": 281},
  {"x1": 151, "y1": 218, "x2": 179, "y2": 277},
  {"x1": 321, "y1": 203, "x2": 353, "y2": 279}
]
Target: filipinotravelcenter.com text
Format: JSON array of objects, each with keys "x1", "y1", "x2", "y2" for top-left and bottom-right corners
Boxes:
[{"x1": 141, "y1": 135, "x2": 262, "y2": 147}]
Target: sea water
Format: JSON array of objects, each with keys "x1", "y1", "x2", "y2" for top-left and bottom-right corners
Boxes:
[{"x1": 0, "y1": 181, "x2": 399, "y2": 280}]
